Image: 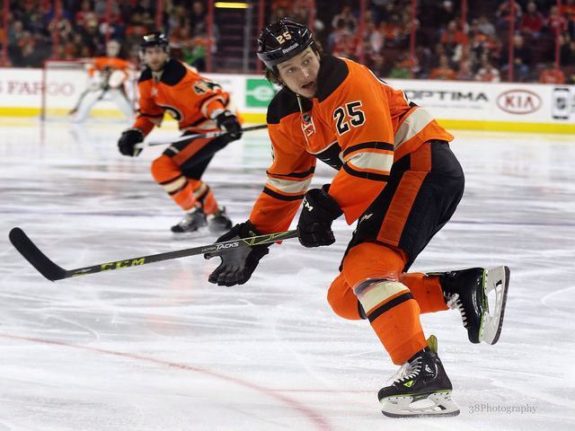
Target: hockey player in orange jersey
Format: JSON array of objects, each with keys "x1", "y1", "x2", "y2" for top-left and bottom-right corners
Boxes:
[
  {"x1": 205, "y1": 19, "x2": 510, "y2": 417},
  {"x1": 117, "y1": 32, "x2": 242, "y2": 233},
  {"x1": 70, "y1": 39, "x2": 135, "y2": 122}
]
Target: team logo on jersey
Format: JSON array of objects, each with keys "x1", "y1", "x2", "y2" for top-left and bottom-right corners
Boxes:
[
  {"x1": 193, "y1": 79, "x2": 222, "y2": 95},
  {"x1": 301, "y1": 112, "x2": 316, "y2": 137},
  {"x1": 158, "y1": 104, "x2": 183, "y2": 121}
]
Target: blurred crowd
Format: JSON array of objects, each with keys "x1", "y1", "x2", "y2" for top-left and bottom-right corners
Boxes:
[
  {"x1": 2, "y1": 0, "x2": 575, "y2": 84},
  {"x1": 1, "y1": 0, "x2": 212, "y2": 71},
  {"x1": 309, "y1": 0, "x2": 575, "y2": 83}
]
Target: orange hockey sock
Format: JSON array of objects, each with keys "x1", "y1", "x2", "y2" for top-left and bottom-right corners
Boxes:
[
  {"x1": 342, "y1": 243, "x2": 427, "y2": 365},
  {"x1": 195, "y1": 184, "x2": 218, "y2": 215},
  {"x1": 151, "y1": 155, "x2": 199, "y2": 210},
  {"x1": 400, "y1": 273, "x2": 448, "y2": 313}
]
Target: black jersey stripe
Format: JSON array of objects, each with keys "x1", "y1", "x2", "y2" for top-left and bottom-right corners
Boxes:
[
  {"x1": 342, "y1": 163, "x2": 390, "y2": 182},
  {"x1": 266, "y1": 167, "x2": 315, "y2": 179},
  {"x1": 342, "y1": 142, "x2": 395, "y2": 158},
  {"x1": 263, "y1": 187, "x2": 305, "y2": 201}
]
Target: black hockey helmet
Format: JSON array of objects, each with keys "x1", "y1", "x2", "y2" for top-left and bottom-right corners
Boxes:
[
  {"x1": 140, "y1": 32, "x2": 169, "y2": 51},
  {"x1": 257, "y1": 18, "x2": 314, "y2": 69}
]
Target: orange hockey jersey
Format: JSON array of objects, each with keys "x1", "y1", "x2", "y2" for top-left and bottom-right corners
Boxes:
[
  {"x1": 133, "y1": 59, "x2": 230, "y2": 135},
  {"x1": 88, "y1": 57, "x2": 132, "y2": 75},
  {"x1": 249, "y1": 55, "x2": 453, "y2": 234}
]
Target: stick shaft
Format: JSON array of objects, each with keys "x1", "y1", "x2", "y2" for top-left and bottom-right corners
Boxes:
[
  {"x1": 9, "y1": 227, "x2": 298, "y2": 281},
  {"x1": 146, "y1": 124, "x2": 267, "y2": 147}
]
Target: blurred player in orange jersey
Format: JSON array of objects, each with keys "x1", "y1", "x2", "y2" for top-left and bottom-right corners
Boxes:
[
  {"x1": 70, "y1": 39, "x2": 135, "y2": 122},
  {"x1": 205, "y1": 19, "x2": 510, "y2": 418},
  {"x1": 117, "y1": 32, "x2": 242, "y2": 233}
]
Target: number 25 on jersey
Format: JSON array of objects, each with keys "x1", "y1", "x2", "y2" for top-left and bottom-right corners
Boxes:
[{"x1": 333, "y1": 101, "x2": 366, "y2": 135}]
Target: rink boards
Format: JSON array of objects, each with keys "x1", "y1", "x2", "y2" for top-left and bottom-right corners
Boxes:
[{"x1": 0, "y1": 67, "x2": 574, "y2": 133}]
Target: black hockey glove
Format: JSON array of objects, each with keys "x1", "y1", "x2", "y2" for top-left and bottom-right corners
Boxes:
[
  {"x1": 215, "y1": 110, "x2": 242, "y2": 140},
  {"x1": 118, "y1": 128, "x2": 144, "y2": 157},
  {"x1": 297, "y1": 185, "x2": 343, "y2": 248},
  {"x1": 205, "y1": 221, "x2": 269, "y2": 286}
]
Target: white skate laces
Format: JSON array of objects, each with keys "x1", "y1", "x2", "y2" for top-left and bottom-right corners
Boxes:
[
  {"x1": 390, "y1": 357, "x2": 422, "y2": 386},
  {"x1": 446, "y1": 293, "x2": 469, "y2": 328}
]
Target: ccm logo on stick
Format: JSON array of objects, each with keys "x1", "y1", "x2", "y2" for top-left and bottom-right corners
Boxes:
[{"x1": 216, "y1": 242, "x2": 239, "y2": 251}]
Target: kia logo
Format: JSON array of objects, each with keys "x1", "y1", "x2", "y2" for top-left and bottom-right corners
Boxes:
[{"x1": 497, "y1": 90, "x2": 542, "y2": 114}]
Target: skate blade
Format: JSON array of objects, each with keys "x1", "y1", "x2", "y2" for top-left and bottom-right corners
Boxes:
[
  {"x1": 479, "y1": 266, "x2": 510, "y2": 345},
  {"x1": 380, "y1": 391, "x2": 460, "y2": 418}
]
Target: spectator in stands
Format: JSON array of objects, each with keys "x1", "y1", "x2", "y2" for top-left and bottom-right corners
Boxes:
[
  {"x1": 8, "y1": 20, "x2": 26, "y2": 66},
  {"x1": 48, "y1": 17, "x2": 74, "y2": 53},
  {"x1": 367, "y1": 20, "x2": 385, "y2": 56},
  {"x1": 562, "y1": 0, "x2": 575, "y2": 20},
  {"x1": 520, "y1": 2, "x2": 545, "y2": 39},
  {"x1": 501, "y1": 34, "x2": 532, "y2": 81},
  {"x1": 434, "y1": 1, "x2": 457, "y2": 30},
  {"x1": 440, "y1": 20, "x2": 469, "y2": 63},
  {"x1": 388, "y1": 53, "x2": 415, "y2": 79},
  {"x1": 133, "y1": 0, "x2": 156, "y2": 19},
  {"x1": 332, "y1": 4, "x2": 357, "y2": 33},
  {"x1": 170, "y1": 24, "x2": 208, "y2": 71},
  {"x1": 547, "y1": 5, "x2": 569, "y2": 38},
  {"x1": 327, "y1": 18, "x2": 349, "y2": 53},
  {"x1": 429, "y1": 53, "x2": 456, "y2": 80},
  {"x1": 561, "y1": 37, "x2": 575, "y2": 65},
  {"x1": 496, "y1": 0, "x2": 522, "y2": 33},
  {"x1": 79, "y1": 17, "x2": 103, "y2": 57},
  {"x1": 414, "y1": 46, "x2": 434, "y2": 78},
  {"x1": 539, "y1": 63, "x2": 566, "y2": 83},
  {"x1": 469, "y1": 20, "x2": 497, "y2": 67},
  {"x1": 475, "y1": 56, "x2": 501, "y2": 82},
  {"x1": 190, "y1": 0, "x2": 206, "y2": 30},
  {"x1": 382, "y1": 13, "x2": 404, "y2": 48},
  {"x1": 76, "y1": 0, "x2": 98, "y2": 29},
  {"x1": 456, "y1": 59, "x2": 474, "y2": 80},
  {"x1": 332, "y1": 31, "x2": 359, "y2": 60},
  {"x1": 477, "y1": 15, "x2": 496, "y2": 39}
]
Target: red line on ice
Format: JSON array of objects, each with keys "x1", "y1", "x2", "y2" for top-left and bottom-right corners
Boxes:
[{"x1": 0, "y1": 333, "x2": 332, "y2": 430}]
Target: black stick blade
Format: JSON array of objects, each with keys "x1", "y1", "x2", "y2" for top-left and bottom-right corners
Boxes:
[{"x1": 9, "y1": 228, "x2": 67, "y2": 281}]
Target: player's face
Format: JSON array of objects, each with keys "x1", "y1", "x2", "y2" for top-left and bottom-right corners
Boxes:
[
  {"x1": 276, "y1": 48, "x2": 321, "y2": 98},
  {"x1": 142, "y1": 46, "x2": 169, "y2": 71}
]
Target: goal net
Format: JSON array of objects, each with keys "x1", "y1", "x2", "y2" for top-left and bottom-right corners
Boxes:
[{"x1": 41, "y1": 60, "x2": 138, "y2": 121}]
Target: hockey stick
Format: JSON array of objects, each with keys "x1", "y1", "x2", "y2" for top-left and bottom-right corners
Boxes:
[
  {"x1": 8, "y1": 227, "x2": 298, "y2": 282},
  {"x1": 144, "y1": 124, "x2": 267, "y2": 147}
]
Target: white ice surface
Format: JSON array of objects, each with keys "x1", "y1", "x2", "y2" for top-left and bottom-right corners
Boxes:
[{"x1": 1, "y1": 120, "x2": 574, "y2": 430}]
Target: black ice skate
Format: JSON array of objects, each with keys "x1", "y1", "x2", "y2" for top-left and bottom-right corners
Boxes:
[
  {"x1": 208, "y1": 207, "x2": 232, "y2": 233},
  {"x1": 439, "y1": 266, "x2": 510, "y2": 345},
  {"x1": 171, "y1": 208, "x2": 207, "y2": 233},
  {"x1": 378, "y1": 336, "x2": 460, "y2": 418}
]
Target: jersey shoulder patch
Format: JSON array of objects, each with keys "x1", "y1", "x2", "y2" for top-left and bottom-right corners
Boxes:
[
  {"x1": 267, "y1": 87, "x2": 301, "y2": 124},
  {"x1": 138, "y1": 67, "x2": 153, "y2": 83},
  {"x1": 160, "y1": 59, "x2": 187, "y2": 86},
  {"x1": 316, "y1": 55, "x2": 350, "y2": 102}
]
